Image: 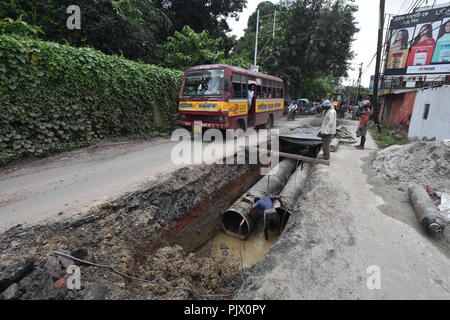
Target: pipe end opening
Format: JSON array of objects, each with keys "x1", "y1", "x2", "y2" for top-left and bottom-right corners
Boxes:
[{"x1": 222, "y1": 210, "x2": 250, "y2": 239}]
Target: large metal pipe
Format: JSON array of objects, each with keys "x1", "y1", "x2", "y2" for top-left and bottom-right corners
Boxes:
[
  {"x1": 330, "y1": 139, "x2": 340, "y2": 152},
  {"x1": 274, "y1": 163, "x2": 312, "y2": 231},
  {"x1": 221, "y1": 159, "x2": 297, "y2": 239},
  {"x1": 408, "y1": 184, "x2": 446, "y2": 233}
]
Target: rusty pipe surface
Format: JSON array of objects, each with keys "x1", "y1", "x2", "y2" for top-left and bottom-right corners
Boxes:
[
  {"x1": 408, "y1": 184, "x2": 446, "y2": 233},
  {"x1": 274, "y1": 163, "x2": 312, "y2": 231},
  {"x1": 221, "y1": 159, "x2": 297, "y2": 239}
]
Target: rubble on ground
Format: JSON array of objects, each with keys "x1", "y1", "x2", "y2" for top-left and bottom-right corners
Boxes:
[
  {"x1": 0, "y1": 164, "x2": 249, "y2": 300},
  {"x1": 372, "y1": 141, "x2": 450, "y2": 192}
]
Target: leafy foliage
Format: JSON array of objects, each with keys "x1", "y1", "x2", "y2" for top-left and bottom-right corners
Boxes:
[
  {"x1": 301, "y1": 76, "x2": 334, "y2": 101},
  {"x1": 161, "y1": 26, "x2": 225, "y2": 70},
  {"x1": 235, "y1": 0, "x2": 358, "y2": 100},
  {"x1": 0, "y1": 35, "x2": 182, "y2": 166},
  {"x1": 0, "y1": 0, "x2": 248, "y2": 63},
  {"x1": 0, "y1": 0, "x2": 172, "y2": 63},
  {"x1": 369, "y1": 123, "x2": 410, "y2": 149},
  {"x1": 0, "y1": 18, "x2": 44, "y2": 39},
  {"x1": 151, "y1": 0, "x2": 247, "y2": 52}
]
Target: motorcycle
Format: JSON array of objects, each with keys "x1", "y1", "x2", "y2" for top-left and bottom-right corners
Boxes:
[{"x1": 287, "y1": 103, "x2": 298, "y2": 121}]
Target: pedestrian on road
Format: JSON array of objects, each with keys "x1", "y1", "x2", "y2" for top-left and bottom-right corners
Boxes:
[
  {"x1": 355, "y1": 100, "x2": 372, "y2": 150},
  {"x1": 287, "y1": 101, "x2": 298, "y2": 120},
  {"x1": 318, "y1": 100, "x2": 337, "y2": 160},
  {"x1": 248, "y1": 195, "x2": 286, "y2": 240}
]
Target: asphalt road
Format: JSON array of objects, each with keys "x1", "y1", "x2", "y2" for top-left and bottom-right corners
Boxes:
[{"x1": 0, "y1": 117, "x2": 313, "y2": 231}]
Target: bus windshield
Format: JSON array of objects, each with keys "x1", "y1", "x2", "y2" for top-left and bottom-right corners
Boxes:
[{"x1": 182, "y1": 69, "x2": 225, "y2": 98}]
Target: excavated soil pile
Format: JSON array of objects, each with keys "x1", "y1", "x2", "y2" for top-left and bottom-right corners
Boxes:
[
  {"x1": 0, "y1": 163, "x2": 256, "y2": 300},
  {"x1": 372, "y1": 141, "x2": 450, "y2": 192}
]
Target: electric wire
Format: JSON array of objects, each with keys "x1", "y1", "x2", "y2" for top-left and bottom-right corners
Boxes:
[{"x1": 398, "y1": 0, "x2": 412, "y2": 14}]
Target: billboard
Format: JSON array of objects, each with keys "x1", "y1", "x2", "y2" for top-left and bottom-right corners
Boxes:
[{"x1": 385, "y1": 6, "x2": 450, "y2": 76}]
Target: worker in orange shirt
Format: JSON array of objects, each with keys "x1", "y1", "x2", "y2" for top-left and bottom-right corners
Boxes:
[{"x1": 355, "y1": 100, "x2": 371, "y2": 150}]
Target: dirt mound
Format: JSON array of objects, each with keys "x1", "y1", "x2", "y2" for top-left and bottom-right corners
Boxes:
[
  {"x1": 131, "y1": 245, "x2": 240, "y2": 299},
  {"x1": 372, "y1": 141, "x2": 450, "y2": 192}
]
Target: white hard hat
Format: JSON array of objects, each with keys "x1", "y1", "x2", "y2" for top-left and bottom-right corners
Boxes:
[
  {"x1": 362, "y1": 100, "x2": 371, "y2": 106},
  {"x1": 323, "y1": 100, "x2": 332, "y2": 107}
]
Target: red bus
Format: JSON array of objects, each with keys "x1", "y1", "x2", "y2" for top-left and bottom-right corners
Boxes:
[{"x1": 178, "y1": 64, "x2": 284, "y2": 130}]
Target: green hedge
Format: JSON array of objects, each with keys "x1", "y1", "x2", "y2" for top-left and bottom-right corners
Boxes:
[{"x1": 0, "y1": 35, "x2": 183, "y2": 166}]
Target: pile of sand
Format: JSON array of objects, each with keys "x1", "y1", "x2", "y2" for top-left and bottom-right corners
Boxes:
[{"x1": 372, "y1": 141, "x2": 450, "y2": 192}]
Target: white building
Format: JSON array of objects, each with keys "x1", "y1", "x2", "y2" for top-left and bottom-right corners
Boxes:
[{"x1": 408, "y1": 85, "x2": 450, "y2": 141}]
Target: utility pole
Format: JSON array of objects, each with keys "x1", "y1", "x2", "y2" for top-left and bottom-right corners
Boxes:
[
  {"x1": 356, "y1": 62, "x2": 363, "y2": 105},
  {"x1": 352, "y1": 63, "x2": 363, "y2": 106},
  {"x1": 253, "y1": 9, "x2": 260, "y2": 68},
  {"x1": 372, "y1": 0, "x2": 385, "y2": 133},
  {"x1": 273, "y1": 10, "x2": 277, "y2": 39}
]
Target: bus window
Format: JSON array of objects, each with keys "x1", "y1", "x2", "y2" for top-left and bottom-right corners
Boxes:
[
  {"x1": 256, "y1": 85, "x2": 262, "y2": 97},
  {"x1": 233, "y1": 82, "x2": 242, "y2": 98},
  {"x1": 181, "y1": 69, "x2": 225, "y2": 97}
]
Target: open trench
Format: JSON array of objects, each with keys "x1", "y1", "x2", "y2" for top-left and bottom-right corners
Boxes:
[{"x1": 0, "y1": 151, "x2": 313, "y2": 300}]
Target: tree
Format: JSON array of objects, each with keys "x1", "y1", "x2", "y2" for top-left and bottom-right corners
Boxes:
[
  {"x1": 160, "y1": 26, "x2": 224, "y2": 70},
  {"x1": 234, "y1": 1, "x2": 279, "y2": 65},
  {"x1": 0, "y1": 0, "x2": 172, "y2": 63},
  {"x1": 301, "y1": 76, "x2": 334, "y2": 101},
  {"x1": 151, "y1": 0, "x2": 247, "y2": 53},
  {"x1": 235, "y1": 0, "x2": 358, "y2": 99}
]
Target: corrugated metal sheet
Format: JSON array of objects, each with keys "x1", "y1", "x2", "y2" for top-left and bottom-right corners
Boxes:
[{"x1": 383, "y1": 91, "x2": 417, "y2": 135}]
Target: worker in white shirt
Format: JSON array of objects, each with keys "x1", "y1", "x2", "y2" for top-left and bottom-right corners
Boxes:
[{"x1": 318, "y1": 100, "x2": 337, "y2": 160}]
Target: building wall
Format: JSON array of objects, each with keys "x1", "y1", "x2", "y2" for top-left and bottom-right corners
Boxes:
[
  {"x1": 383, "y1": 91, "x2": 417, "y2": 135},
  {"x1": 408, "y1": 85, "x2": 450, "y2": 141}
]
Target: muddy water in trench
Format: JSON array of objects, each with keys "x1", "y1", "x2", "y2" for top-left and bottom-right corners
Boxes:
[{"x1": 201, "y1": 223, "x2": 279, "y2": 269}]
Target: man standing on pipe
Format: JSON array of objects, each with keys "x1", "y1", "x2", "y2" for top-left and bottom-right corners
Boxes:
[
  {"x1": 318, "y1": 100, "x2": 337, "y2": 160},
  {"x1": 248, "y1": 195, "x2": 286, "y2": 240}
]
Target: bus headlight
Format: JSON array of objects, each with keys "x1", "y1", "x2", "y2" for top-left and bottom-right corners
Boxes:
[{"x1": 212, "y1": 116, "x2": 225, "y2": 122}]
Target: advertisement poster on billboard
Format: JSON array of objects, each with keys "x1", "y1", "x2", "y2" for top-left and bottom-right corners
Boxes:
[{"x1": 385, "y1": 6, "x2": 450, "y2": 76}]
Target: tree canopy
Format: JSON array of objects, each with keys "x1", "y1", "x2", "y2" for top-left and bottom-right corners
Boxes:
[
  {"x1": 160, "y1": 26, "x2": 224, "y2": 70},
  {"x1": 235, "y1": 0, "x2": 359, "y2": 99},
  {"x1": 1, "y1": 0, "x2": 358, "y2": 98},
  {"x1": 0, "y1": 0, "x2": 247, "y2": 63}
]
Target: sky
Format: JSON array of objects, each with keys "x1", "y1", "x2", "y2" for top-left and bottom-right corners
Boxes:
[{"x1": 227, "y1": 0, "x2": 450, "y2": 88}]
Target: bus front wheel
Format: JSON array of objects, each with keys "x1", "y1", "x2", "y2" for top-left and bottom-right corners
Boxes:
[
  {"x1": 262, "y1": 116, "x2": 273, "y2": 129},
  {"x1": 234, "y1": 119, "x2": 247, "y2": 132}
]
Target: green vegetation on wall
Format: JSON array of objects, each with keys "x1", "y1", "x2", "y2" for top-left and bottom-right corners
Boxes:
[{"x1": 0, "y1": 35, "x2": 183, "y2": 166}]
